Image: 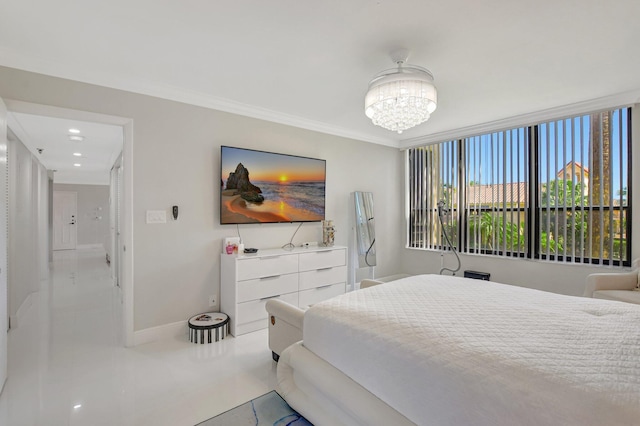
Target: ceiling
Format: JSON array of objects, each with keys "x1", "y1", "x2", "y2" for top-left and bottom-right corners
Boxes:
[
  {"x1": 8, "y1": 112, "x2": 123, "y2": 185},
  {"x1": 1, "y1": 1, "x2": 640, "y2": 149}
]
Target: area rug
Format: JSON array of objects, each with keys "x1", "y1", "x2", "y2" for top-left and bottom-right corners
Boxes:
[{"x1": 196, "y1": 390, "x2": 312, "y2": 425}]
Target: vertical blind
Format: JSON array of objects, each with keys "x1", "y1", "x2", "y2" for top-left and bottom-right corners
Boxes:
[
  {"x1": 537, "y1": 109, "x2": 630, "y2": 265},
  {"x1": 464, "y1": 128, "x2": 529, "y2": 257},
  {"x1": 406, "y1": 107, "x2": 631, "y2": 266},
  {"x1": 408, "y1": 141, "x2": 457, "y2": 250}
]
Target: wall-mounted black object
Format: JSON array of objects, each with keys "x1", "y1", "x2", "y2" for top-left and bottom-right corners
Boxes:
[
  {"x1": 172, "y1": 206, "x2": 179, "y2": 220},
  {"x1": 464, "y1": 270, "x2": 490, "y2": 281}
]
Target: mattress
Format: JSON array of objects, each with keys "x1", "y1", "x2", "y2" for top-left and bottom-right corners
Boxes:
[{"x1": 303, "y1": 274, "x2": 640, "y2": 425}]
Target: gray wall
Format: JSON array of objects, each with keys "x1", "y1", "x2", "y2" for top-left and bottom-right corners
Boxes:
[
  {"x1": 0, "y1": 66, "x2": 404, "y2": 332},
  {"x1": 53, "y1": 183, "x2": 110, "y2": 249}
]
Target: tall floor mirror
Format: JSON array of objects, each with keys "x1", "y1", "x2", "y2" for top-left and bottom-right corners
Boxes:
[{"x1": 354, "y1": 191, "x2": 376, "y2": 270}]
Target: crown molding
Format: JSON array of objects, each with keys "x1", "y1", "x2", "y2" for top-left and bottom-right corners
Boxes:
[
  {"x1": 399, "y1": 90, "x2": 640, "y2": 150},
  {"x1": 0, "y1": 48, "x2": 398, "y2": 148},
  {"x1": 7, "y1": 48, "x2": 637, "y2": 152}
]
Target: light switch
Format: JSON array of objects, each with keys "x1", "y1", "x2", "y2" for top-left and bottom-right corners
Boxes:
[{"x1": 146, "y1": 210, "x2": 167, "y2": 224}]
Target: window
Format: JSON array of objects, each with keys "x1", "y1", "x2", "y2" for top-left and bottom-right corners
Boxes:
[
  {"x1": 464, "y1": 129, "x2": 529, "y2": 257},
  {"x1": 407, "y1": 107, "x2": 631, "y2": 266},
  {"x1": 408, "y1": 141, "x2": 458, "y2": 251}
]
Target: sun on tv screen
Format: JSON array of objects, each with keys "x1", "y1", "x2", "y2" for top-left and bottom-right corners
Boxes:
[{"x1": 220, "y1": 146, "x2": 326, "y2": 224}]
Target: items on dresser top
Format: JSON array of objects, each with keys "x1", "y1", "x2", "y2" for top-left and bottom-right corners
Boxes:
[{"x1": 220, "y1": 246, "x2": 347, "y2": 336}]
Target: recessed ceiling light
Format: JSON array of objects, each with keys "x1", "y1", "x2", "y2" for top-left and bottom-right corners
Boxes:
[
  {"x1": 73, "y1": 152, "x2": 82, "y2": 157},
  {"x1": 69, "y1": 128, "x2": 81, "y2": 134},
  {"x1": 73, "y1": 163, "x2": 81, "y2": 167},
  {"x1": 73, "y1": 404, "x2": 82, "y2": 410},
  {"x1": 69, "y1": 135, "x2": 85, "y2": 142}
]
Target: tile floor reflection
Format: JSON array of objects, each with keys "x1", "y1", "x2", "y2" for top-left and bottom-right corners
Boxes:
[{"x1": 0, "y1": 248, "x2": 277, "y2": 426}]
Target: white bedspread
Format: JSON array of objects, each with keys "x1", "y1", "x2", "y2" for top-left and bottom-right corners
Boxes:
[{"x1": 303, "y1": 274, "x2": 640, "y2": 425}]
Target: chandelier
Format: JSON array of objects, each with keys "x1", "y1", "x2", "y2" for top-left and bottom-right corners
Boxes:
[{"x1": 364, "y1": 50, "x2": 437, "y2": 134}]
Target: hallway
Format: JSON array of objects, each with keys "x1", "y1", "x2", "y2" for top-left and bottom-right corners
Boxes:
[{"x1": 0, "y1": 248, "x2": 276, "y2": 426}]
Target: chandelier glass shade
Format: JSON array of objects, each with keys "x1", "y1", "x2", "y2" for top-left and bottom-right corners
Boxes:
[{"x1": 365, "y1": 64, "x2": 437, "y2": 134}]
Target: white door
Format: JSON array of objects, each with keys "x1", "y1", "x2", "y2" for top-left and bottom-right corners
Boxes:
[
  {"x1": 109, "y1": 164, "x2": 122, "y2": 287},
  {"x1": 0, "y1": 97, "x2": 8, "y2": 393},
  {"x1": 53, "y1": 191, "x2": 77, "y2": 250},
  {"x1": 116, "y1": 165, "x2": 123, "y2": 288}
]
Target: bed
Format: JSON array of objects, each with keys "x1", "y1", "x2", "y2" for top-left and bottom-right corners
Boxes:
[{"x1": 276, "y1": 274, "x2": 640, "y2": 425}]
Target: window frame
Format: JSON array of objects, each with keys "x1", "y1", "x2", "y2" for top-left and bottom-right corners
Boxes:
[{"x1": 406, "y1": 107, "x2": 632, "y2": 267}]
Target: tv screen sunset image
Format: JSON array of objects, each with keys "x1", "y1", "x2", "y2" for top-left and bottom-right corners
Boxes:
[{"x1": 220, "y1": 146, "x2": 326, "y2": 224}]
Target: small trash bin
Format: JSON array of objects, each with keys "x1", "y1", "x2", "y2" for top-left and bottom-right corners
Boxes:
[{"x1": 188, "y1": 312, "x2": 229, "y2": 343}]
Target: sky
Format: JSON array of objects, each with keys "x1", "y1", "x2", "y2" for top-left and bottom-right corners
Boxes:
[
  {"x1": 221, "y1": 146, "x2": 326, "y2": 183},
  {"x1": 447, "y1": 108, "x2": 629, "y2": 195}
]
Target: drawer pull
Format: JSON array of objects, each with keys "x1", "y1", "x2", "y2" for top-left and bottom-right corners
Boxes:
[
  {"x1": 260, "y1": 275, "x2": 281, "y2": 280},
  {"x1": 315, "y1": 284, "x2": 332, "y2": 290},
  {"x1": 260, "y1": 295, "x2": 281, "y2": 301},
  {"x1": 260, "y1": 255, "x2": 281, "y2": 260},
  {"x1": 317, "y1": 267, "x2": 333, "y2": 271}
]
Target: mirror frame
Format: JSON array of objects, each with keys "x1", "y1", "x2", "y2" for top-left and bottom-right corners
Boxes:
[{"x1": 354, "y1": 191, "x2": 376, "y2": 268}]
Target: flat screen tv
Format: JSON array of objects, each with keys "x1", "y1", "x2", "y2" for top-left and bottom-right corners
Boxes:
[{"x1": 220, "y1": 146, "x2": 326, "y2": 224}]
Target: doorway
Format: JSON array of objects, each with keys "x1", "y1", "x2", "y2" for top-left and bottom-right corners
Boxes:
[
  {"x1": 3, "y1": 99, "x2": 134, "y2": 347},
  {"x1": 52, "y1": 190, "x2": 77, "y2": 250},
  {"x1": 110, "y1": 163, "x2": 123, "y2": 287}
]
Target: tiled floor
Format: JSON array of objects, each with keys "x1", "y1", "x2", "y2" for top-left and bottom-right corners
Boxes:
[{"x1": 0, "y1": 248, "x2": 277, "y2": 426}]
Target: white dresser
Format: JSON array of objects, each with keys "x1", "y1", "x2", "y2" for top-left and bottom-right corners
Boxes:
[{"x1": 220, "y1": 246, "x2": 347, "y2": 336}]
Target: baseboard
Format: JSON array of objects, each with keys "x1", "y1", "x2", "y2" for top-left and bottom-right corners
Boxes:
[
  {"x1": 76, "y1": 244, "x2": 104, "y2": 250},
  {"x1": 133, "y1": 320, "x2": 189, "y2": 346},
  {"x1": 11, "y1": 292, "x2": 36, "y2": 329}
]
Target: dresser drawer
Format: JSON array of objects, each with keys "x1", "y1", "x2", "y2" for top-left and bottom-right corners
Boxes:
[
  {"x1": 299, "y1": 265, "x2": 347, "y2": 291},
  {"x1": 237, "y1": 292, "x2": 298, "y2": 324},
  {"x1": 221, "y1": 247, "x2": 348, "y2": 337},
  {"x1": 299, "y1": 248, "x2": 346, "y2": 272},
  {"x1": 299, "y1": 282, "x2": 345, "y2": 308},
  {"x1": 237, "y1": 254, "x2": 298, "y2": 281},
  {"x1": 237, "y1": 273, "x2": 298, "y2": 303}
]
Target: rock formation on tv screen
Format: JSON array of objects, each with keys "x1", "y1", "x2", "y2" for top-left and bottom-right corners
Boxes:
[{"x1": 225, "y1": 163, "x2": 264, "y2": 203}]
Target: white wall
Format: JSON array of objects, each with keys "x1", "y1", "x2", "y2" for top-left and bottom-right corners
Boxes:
[
  {"x1": 0, "y1": 97, "x2": 8, "y2": 393},
  {"x1": 53, "y1": 183, "x2": 110, "y2": 249},
  {"x1": 400, "y1": 250, "x2": 615, "y2": 296},
  {"x1": 0, "y1": 66, "x2": 404, "y2": 333},
  {"x1": 7, "y1": 130, "x2": 47, "y2": 320}
]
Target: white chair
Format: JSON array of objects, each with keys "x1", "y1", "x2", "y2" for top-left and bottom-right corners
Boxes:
[{"x1": 584, "y1": 267, "x2": 640, "y2": 304}]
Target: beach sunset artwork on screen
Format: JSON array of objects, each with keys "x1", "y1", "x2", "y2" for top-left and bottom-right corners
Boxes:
[{"x1": 220, "y1": 146, "x2": 326, "y2": 224}]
